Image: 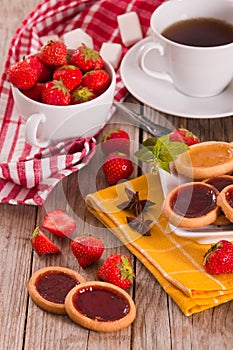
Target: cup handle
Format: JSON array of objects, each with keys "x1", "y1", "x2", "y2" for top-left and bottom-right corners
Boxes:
[
  {"x1": 25, "y1": 113, "x2": 50, "y2": 148},
  {"x1": 138, "y1": 41, "x2": 173, "y2": 83}
]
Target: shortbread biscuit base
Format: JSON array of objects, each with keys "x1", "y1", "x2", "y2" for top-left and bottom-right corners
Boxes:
[
  {"x1": 28, "y1": 266, "x2": 86, "y2": 315},
  {"x1": 162, "y1": 182, "x2": 220, "y2": 228},
  {"x1": 65, "y1": 281, "x2": 136, "y2": 332},
  {"x1": 213, "y1": 213, "x2": 231, "y2": 226}
]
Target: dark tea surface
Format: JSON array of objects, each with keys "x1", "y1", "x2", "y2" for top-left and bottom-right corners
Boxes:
[{"x1": 162, "y1": 17, "x2": 233, "y2": 47}]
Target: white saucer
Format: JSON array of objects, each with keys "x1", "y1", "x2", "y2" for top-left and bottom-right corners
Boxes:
[{"x1": 120, "y1": 37, "x2": 233, "y2": 119}]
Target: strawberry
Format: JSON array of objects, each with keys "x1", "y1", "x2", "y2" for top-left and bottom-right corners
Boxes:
[
  {"x1": 24, "y1": 54, "x2": 51, "y2": 82},
  {"x1": 71, "y1": 44, "x2": 104, "y2": 72},
  {"x1": 101, "y1": 129, "x2": 130, "y2": 155},
  {"x1": 53, "y1": 65, "x2": 82, "y2": 91},
  {"x1": 23, "y1": 83, "x2": 43, "y2": 102},
  {"x1": 38, "y1": 40, "x2": 67, "y2": 67},
  {"x1": 103, "y1": 152, "x2": 133, "y2": 185},
  {"x1": 42, "y1": 209, "x2": 76, "y2": 238},
  {"x1": 203, "y1": 240, "x2": 233, "y2": 274},
  {"x1": 71, "y1": 235, "x2": 105, "y2": 268},
  {"x1": 41, "y1": 80, "x2": 70, "y2": 105},
  {"x1": 169, "y1": 128, "x2": 199, "y2": 146},
  {"x1": 31, "y1": 227, "x2": 61, "y2": 254},
  {"x1": 82, "y1": 69, "x2": 111, "y2": 95},
  {"x1": 97, "y1": 254, "x2": 135, "y2": 290},
  {"x1": 7, "y1": 60, "x2": 38, "y2": 90},
  {"x1": 70, "y1": 86, "x2": 97, "y2": 104}
]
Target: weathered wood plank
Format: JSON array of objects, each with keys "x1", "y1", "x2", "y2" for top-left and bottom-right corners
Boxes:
[
  {"x1": 0, "y1": 203, "x2": 37, "y2": 350},
  {"x1": 1, "y1": 0, "x2": 233, "y2": 349},
  {"x1": 0, "y1": 2, "x2": 47, "y2": 350}
]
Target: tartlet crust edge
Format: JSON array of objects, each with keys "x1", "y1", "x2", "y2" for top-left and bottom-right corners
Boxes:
[
  {"x1": 28, "y1": 266, "x2": 86, "y2": 315},
  {"x1": 65, "y1": 281, "x2": 136, "y2": 332},
  {"x1": 162, "y1": 182, "x2": 220, "y2": 228}
]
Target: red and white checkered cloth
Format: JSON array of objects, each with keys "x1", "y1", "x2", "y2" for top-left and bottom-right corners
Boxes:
[{"x1": 0, "y1": 0, "x2": 164, "y2": 205}]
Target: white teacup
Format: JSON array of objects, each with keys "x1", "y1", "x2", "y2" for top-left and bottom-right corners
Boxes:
[
  {"x1": 11, "y1": 60, "x2": 116, "y2": 148},
  {"x1": 138, "y1": 0, "x2": 233, "y2": 97}
]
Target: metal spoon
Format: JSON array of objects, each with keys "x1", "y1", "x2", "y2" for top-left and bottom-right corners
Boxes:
[{"x1": 113, "y1": 100, "x2": 172, "y2": 137}]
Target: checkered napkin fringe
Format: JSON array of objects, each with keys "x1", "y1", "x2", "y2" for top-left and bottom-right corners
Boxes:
[{"x1": 0, "y1": 0, "x2": 164, "y2": 205}]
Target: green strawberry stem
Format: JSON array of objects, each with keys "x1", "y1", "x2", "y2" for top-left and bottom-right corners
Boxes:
[{"x1": 117, "y1": 256, "x2": 135, "y2": 283}]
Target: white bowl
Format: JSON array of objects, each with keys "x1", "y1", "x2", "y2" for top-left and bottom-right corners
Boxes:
[{"x1": 11, "y1": 60, "x2": 116, "y2": 148}]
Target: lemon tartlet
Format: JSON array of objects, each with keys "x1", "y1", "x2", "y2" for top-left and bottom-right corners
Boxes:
[{"x1": 174, "y1": 141, "x2": 233, "y2": 179}]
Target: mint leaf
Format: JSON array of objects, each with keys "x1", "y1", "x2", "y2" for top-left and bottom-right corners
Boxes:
[
  {"x1": 135, "y1": 134, "x2": 188, "y2": 173},
  {"x1": 134, "y1": 146, "x2": 154, "y2": 163}
]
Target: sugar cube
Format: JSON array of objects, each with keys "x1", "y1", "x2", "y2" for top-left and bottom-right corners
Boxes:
[
  {"x1": 117, "y1": 11, "x2": 143, "y2": 47},
  {"x1": 100, "y1": 43, "x2": 122, "y2": 69},
  {"x1": 62, "y1": 28, "x2": 93, "y2": 49}
]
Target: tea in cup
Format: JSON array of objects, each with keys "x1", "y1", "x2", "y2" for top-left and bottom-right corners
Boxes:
[{"x1": 138, "y1": 0, "x2": 233, "y2": 97}]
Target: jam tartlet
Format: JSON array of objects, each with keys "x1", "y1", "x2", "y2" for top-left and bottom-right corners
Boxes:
[
  {"x1": 217, "y1": 184, "x2": 233, "y2": 223},
  {"x1": 203, "y1": 175, "x2": 233, "y2": 192},
  {"x1": 65, "y1": 281, "x2": 136, "y2": 332},
  {"x1": 28, "y1": 266, "x2": 86, "y2": 314},
  {"x1": 203, "y1": 175, "x2": 233, "y2": 226},
  {"x1": 162, "y1": 182, "x2": 219, "y2": 228},
  {"x1": 174, "y1": 141, "x2": 233, "y2": 179}
]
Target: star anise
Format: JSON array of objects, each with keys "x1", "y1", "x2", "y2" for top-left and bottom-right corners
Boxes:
[
  {"x1": 118, "y1": 188, "x2": 155, "y2": 216},
  {"x1": 127, "y1": 213, "x2": 153, "y2": 236}
]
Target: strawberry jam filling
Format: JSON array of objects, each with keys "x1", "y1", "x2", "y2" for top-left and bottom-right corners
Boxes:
[
  {"x1": 35, "y1": 271, "x2": 78, "y2": 304},
  {"x1": 72, "y1": 285, "x2": 130, "y2": 321},
  {"x1": 205, "y1": 176, "x2": 233, "y2": 192},
  {"x1": 225, "y1": 187, "x2": 233, "y2": 208},
  {"x1": 170, "y1": 183, "x2": 217, "y2": 218}
]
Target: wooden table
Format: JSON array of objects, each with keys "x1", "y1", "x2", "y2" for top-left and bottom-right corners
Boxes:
[{"x1": 1, "y1": 1, "x2": 233, "y2": 349}]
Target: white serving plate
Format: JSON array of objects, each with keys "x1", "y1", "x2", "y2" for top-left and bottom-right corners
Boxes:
[{"x1": 159, "y1": 168, "x2": 233, "y2": 244}]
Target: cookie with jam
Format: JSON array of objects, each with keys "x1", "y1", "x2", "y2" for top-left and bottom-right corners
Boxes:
[
  {"x1": 203, "y1": 175, "x2": 233, "y2": 226},
  {"x1": 162, "y1": 182, "x2": 220, "y2": 228},
  {"x1": 28, "y1": 266, "x2": 86, "y2": 314},
  {"x1": 217, "y1": 184, "x2": 233, "y2": 223},
  {"x1": 65, "y1": 281, "x2": 136, "y2": 332}
]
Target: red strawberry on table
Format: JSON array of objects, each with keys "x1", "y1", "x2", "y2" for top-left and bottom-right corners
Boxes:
[
  {"x1": 42, "y1": 209, "x2": 76, "y2": 238},
  {"x1": 97, "y1": 254, "x2": 135, "y2": 290},
  {"x1": 71, "y1": 44, "x2": 104, "y2": 72},
  {"x1": 53, "y1": 65, "x2": 82, "y2": 91},
  {"x1": 41, "y1": 80, "x2": 70, "y2": 105},
  {"x1": 7, "y1": 60, "x2": 38, "y2": 90},
  {"x1": 82, "y1": 69, "x2": 111, "y2": 95},
  {"x1": 203, "y1": 240, "x2": 233, "y2": 274},
  {"x1": 103, "y1": 152, "x2": 134, "y2": 185},
  {"x1": 169, "y1": 128, "x2": 199, "y2": 146},
  {"x1": 31, "y1": 227, "x2": 61, "y2": 255},
  {"x1": 71, "y1": 235, "x2": 105, "y2": 268},
  {"x1": 38, "y1": 40, "x2": 67, "y2": 67},
  {"x1": 101, "y1": 129, "x2": 130, "y2": 155}
]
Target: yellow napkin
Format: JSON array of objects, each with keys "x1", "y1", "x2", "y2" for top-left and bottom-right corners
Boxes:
[{"x1": 85, "y1": 173, "x2": 233, "y2": 316}]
